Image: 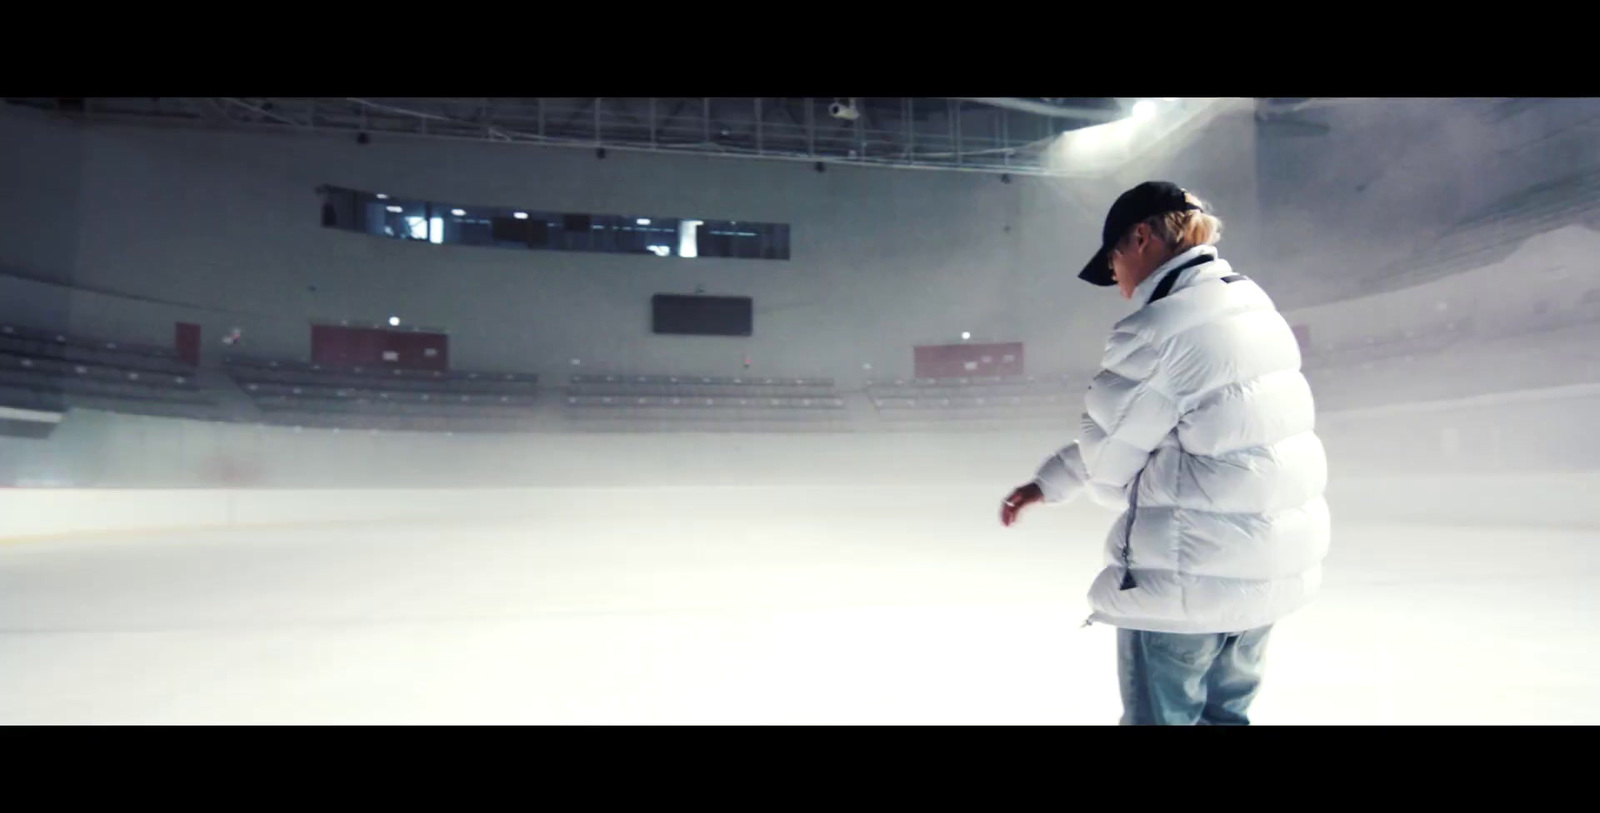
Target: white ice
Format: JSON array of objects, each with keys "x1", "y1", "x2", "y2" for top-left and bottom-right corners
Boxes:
[{"x1": 1, "y1": 485, "x2": 1594, "y2": 725}]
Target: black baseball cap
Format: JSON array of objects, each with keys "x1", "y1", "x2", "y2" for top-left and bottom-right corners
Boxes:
[{"x1": 1077, "y1": 181, "x2": 1205, "y2": 287}]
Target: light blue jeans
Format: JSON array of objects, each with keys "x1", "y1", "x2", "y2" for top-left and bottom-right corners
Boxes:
[{"x1": 1117, "y1": 625, "x2": 1274, "y2": 725}]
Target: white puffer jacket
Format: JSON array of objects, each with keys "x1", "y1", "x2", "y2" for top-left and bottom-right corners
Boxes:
[{"x1": 1033, "y1": 245, "x2": 1329, "y2": 634}]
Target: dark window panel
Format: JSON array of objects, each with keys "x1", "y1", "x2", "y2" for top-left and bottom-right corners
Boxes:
[{"x1": 318, "y1": 186, "x2": 787, "y2": 261}]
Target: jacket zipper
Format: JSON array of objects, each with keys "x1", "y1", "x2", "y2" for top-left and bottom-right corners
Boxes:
[
  {"x1": 1119, "y1": 471, "x2": 1142, "y2": 591},
  {"x1": 1087, "y1": 257, "x2": 1248, "y2": 626}
]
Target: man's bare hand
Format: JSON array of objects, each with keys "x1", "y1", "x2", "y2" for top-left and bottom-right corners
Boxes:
[{"x1": 999, "y1": 482, "x2": 1045, "y2": 527}]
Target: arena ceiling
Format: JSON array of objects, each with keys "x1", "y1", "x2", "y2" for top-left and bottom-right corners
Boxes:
[{"x1": 3, "y1": 97, "x2": 1184, "y2": 177}]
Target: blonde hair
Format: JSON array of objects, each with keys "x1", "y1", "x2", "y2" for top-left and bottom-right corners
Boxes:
[{"x1": 1145, "y1": 192, "x2": 1224, "y2": 253}]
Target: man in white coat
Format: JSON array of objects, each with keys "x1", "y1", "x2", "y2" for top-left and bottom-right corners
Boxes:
[{"x1": 999, "y1": 182, "x2": 1329, "y2": 725}]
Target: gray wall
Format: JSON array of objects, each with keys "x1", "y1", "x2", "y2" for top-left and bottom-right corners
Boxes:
[
  {"x1": 0, "y1": 110, "x2": 84, "y2": 284},
  {"x1": 9, "y1": 99, "x2": 1596, "y2": 384},
  {"x1": 1254, "y1": 98, "x2": 1600, "y2": 308},
  {"x1": 0, "y1": 110, "x2": 86, "y2": 331},
  {"x1": 1, "y1": 107, "x2": 1132, "y2": 382}
]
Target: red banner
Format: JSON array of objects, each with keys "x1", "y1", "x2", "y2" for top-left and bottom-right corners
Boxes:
[
  {"x1": 311, "y1": 325, "x2": 449, "y2": 371},
  {"x1": 174, "y1": 322, "x2": 201, "y2": 366},
  {"x1": 913, "y1": 342, "x2": 1024, "y2": 379}
]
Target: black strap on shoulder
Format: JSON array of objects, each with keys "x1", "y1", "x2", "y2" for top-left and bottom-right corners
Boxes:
[{"x1": 1146, "y1": 253, "x2": 1217, "y2": 304}]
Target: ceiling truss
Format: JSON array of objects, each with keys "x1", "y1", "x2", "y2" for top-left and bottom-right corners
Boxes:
[{"x1": 2, "y1": 97, "x2": 1130, "y2": 177}]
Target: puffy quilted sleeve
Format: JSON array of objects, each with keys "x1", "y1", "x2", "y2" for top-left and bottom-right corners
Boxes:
[
  {"x1": 1032, "y1": 441, "x2": 1088, "y2": 504},
  {"x1": 1076, "y1": 329, "x2": 1181, "y2": 509}
]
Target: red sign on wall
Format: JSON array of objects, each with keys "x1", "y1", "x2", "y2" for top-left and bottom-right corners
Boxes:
[
  {"x1": 913, "y1": 342, "x2": 1024, "y2": 379},
  {"x1": 311, "y1": 325, "x2": 450, "y2": 371},
  {"x1": 174, "y1": 322, "x2": 201, "y2": 367}
]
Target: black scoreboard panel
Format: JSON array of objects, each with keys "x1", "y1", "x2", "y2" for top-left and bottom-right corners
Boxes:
[{"x1": 651, "y1": 294, "x2": 753, "y2": 337}]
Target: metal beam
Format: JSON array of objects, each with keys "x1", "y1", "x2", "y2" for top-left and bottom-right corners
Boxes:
[
  {"x1": 805, "y1": 98, "x2": 814, "y2": 156},
  {"x1": 905, "y1": 97, "x2": 913, "y2": 159},
  {"x1": 854, "y1": 100, "x2": 864, "y2": 159},
  {"x1": 220, "y1": 97, "x2": 305, "y2": 129},
  {"x1": 657, "y1": 98, "x2": 687, "y2": 137},
  {"x1": 1259, "y1": 97, "x2": 1378, "y2": 113},
  {"x1": 556, "y1": 100, "x2": 591, "y2": 133},
  {"x1": 4, "y1": 97, "x2": 1092, "y2": 177},
  {"x1": 1001, "y1": 109, "x2": 1009, "y2": 168},
  {"x1": 772, "y1": 98, "x2": 803, "y2": 128},
  {"x1": 958, "y1": 97, "x2": 1125, "y2": 123},
  {"x1": 951, "y1": 99, "x2": 961, "y2": 166},
  {"x1": 194, "y1": 98, "x2": 231, "y2": 125}
]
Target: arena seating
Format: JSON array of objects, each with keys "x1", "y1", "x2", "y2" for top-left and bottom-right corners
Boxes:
[
  {"x1": 224, "y1": 355, "x2": 538, "y2": 392},
  {"x1": 1405, "y1": 170, "x2": 1600, "y2": 283},
  {"x1": 1307, "y1": 319, "x2": 1600, "y2": 412},
  {"x1": 1301, "y1": 320, "x2": 1475, "y2": 372},
  {"x1": 0, "y1": 323, "x2": 192, "y2": 374},
  {"x1": 866, "y1": 374, "x2": 1080, "y2": 427},
  {"x1": 224, "y1": 354, "x2": 540, "y2": 433},
  {"x1": 562, "y1": 373, "x2": 847, "y2": 430},
  {"x1": 0, "y1": 322, "x2": 216, "y2": 420}
]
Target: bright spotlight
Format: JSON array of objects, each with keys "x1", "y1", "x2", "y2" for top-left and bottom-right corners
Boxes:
[
  {"x1": 961, "y1": 331, "x2": 972, "y2": 341},
  {"x1": 679, "y1": 220, "x2": 703, "y2": 259},
  {"x1": 1131, "y1": 100, "x2": 1157, "y2": 120},
  {"x1": 389, "y1": 316, "x2": 400, "y2": 326}
]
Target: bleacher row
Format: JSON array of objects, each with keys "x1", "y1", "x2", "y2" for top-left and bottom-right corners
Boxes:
[
  {"x1": 1, "y1": 330, "x2": 192, "y2": 377},
  {"x1": 869, "y1": 374, "x2": 1073, "y2": 389},
  {"x1": 1307, "y1": 319, "x2": 1600, "y2": 412},
  {"x1": 0, "y1": 321, "x2": 215, "y2": 421},
  {"x1": 0, "y1": 352, "x2": 195, "y2": 392},
  {"x1": 1389, "y1": 170, "x2": 1600, "y2": 288},
  {"x1": 240, "y1": 381, "x2": 537, "y2": 408},
  {"x1": 249, "y1": 412, "x2": 539, "y2": 435},
  {"x1": 570, "y1": 373, "x2": 832, "y2": 388},
  {"x1": 567, "y1": 395, "x2": 846, "y2": 409},
  {"x1": 874, "y1": 394, "x2": 1072, "y2": 409},
  {"x1": 567, "y1": 373, "x2": 835, "y2": 400},
  {"x1": 225, "y1": 355, "x2": 538, "y2": 388},
  {"x1": 0, "y1": 318, "x2": 1097, "y2": 433},
  {"x1": 866, "y1": 374, "x2": 1080, "y2": 426},
  {"x1": 42, "y1": 314, "x2": 1600, "y2": 435},
  {"x1": 1302, "y1": 324, "x2": 1474, "y2": 372},
  {"x1": 560, "y1": 373, "x2": 847, "y2": 431},
  {"x1": 0, "y1": 323, "x2": 190, "y2": 371},
  {"x1": 222, "y1": 355, "x2": 542, "y2": 433},
  {"x1": 1301, "y1": 297, "x2": 1600, "y2": 373}
]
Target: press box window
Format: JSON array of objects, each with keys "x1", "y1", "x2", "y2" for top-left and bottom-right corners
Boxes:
[{"x1": 319, "y1": 186, "x2": 788, "y2": 261}]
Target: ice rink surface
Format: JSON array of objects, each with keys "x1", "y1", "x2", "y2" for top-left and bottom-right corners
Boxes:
[{"x1": 2, "y1": 485, "x2": 1594, "y2": 725}]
